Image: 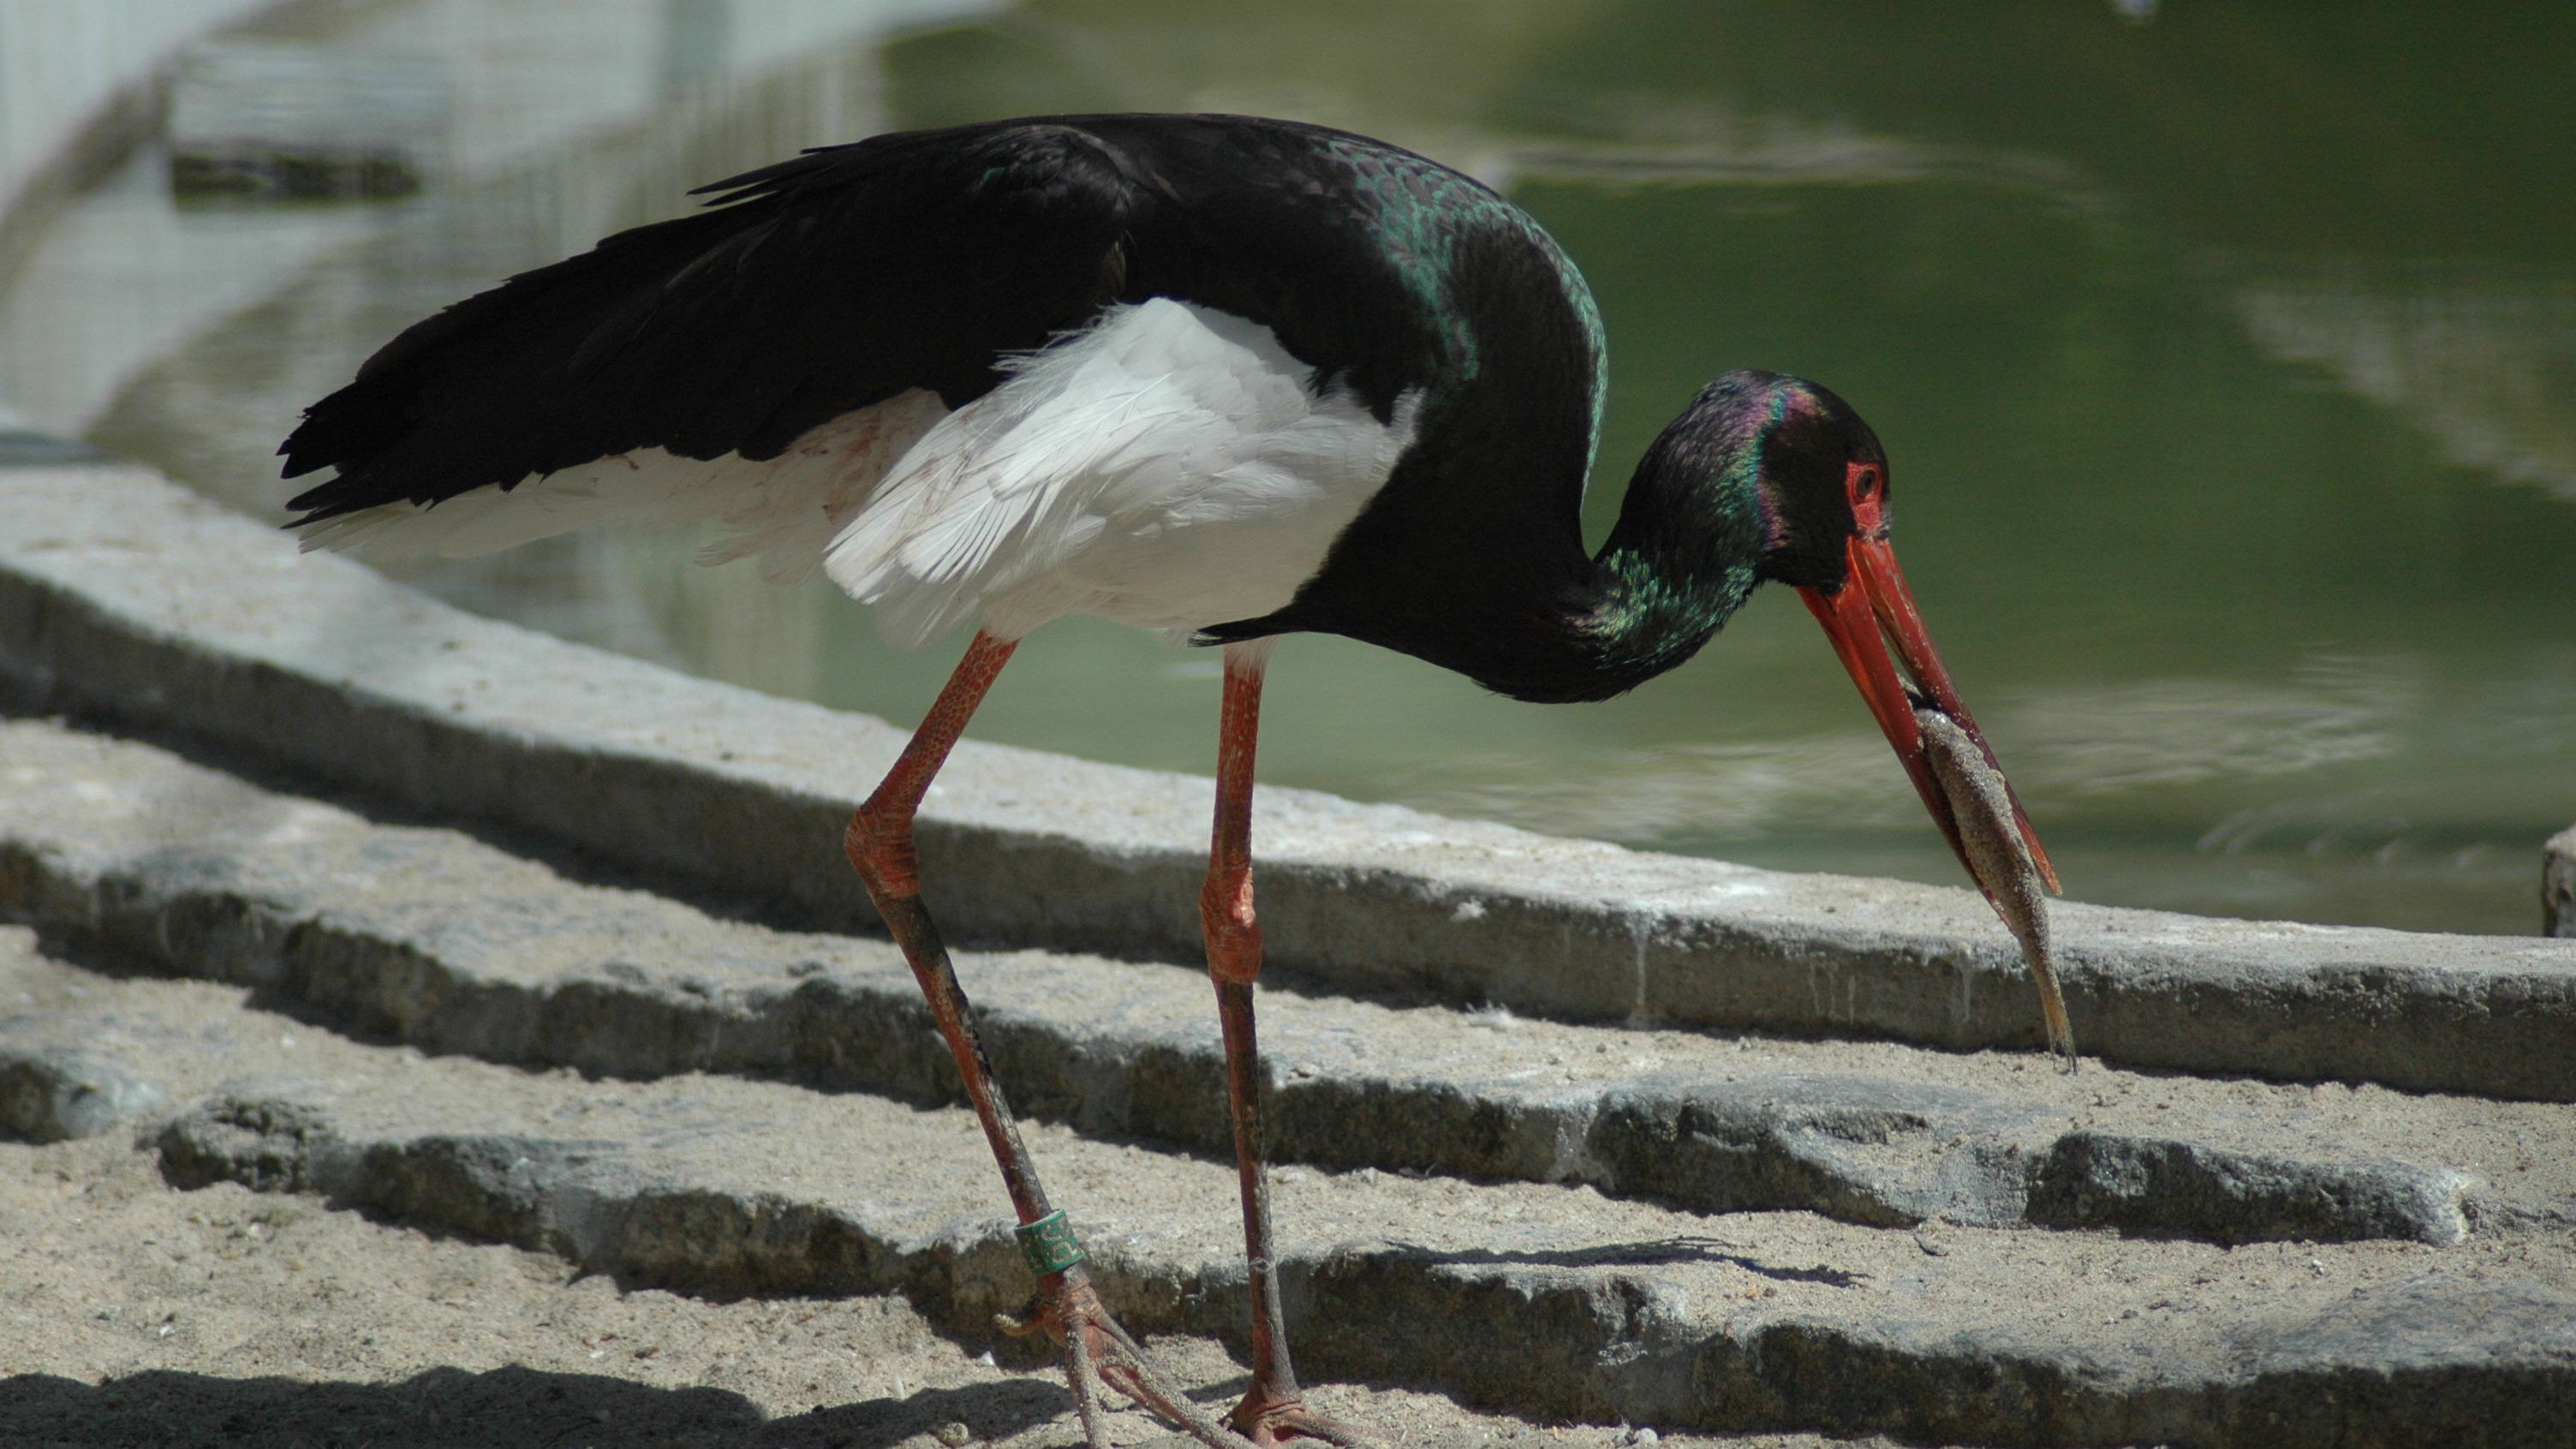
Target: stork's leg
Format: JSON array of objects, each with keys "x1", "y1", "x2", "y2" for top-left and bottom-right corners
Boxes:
[
  {"x1": 1202, "y1": 641, "x2": 1372, "y2": 1448},
  {"x1": 845, "y1": 631, "x2": 1251, "y2": 1449}
]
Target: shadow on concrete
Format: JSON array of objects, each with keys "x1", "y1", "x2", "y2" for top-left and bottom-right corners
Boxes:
[
  {"x1": 1392, "y1": 1235, "x2": 1864, "y2": 1286},
  {"x1": 0, "y1": 1366, "x2": 1070, "y2": 1448}
]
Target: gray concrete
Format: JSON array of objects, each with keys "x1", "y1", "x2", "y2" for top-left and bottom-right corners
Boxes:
[
  {"x1": 0, "y1": 1027, "x2": 166, "y2": 1142},
  {"x1": 162, "y1": 1081, "x2": 2574, "y2": 1447},
  {"x1": 2549, "y1": 825, "x2": 2575, "y2": 938},
  {"x1": 4, "y1": 464, "x2": 2576, "y2": 1099},
  {"x1": 0, "y1": 934, "x2": 2565, "y2": 1448},
  {"x1": 0, "y1": 971, "x2": 2537, "y2": 1449},
  {"x1": 1, "y1": 713, "x2": 2567, "y2": 1446},
  {"x1": 4, "y1": 719, "x2": 2549, "y2": 1249}
]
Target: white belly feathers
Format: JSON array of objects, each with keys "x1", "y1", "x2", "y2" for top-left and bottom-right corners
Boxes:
[{"x1": 305, "y1": 300, "x2": 1421, "y2": 648}]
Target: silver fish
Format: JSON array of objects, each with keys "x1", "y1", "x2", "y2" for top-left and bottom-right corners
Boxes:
[{"x1": 1917, "y1": 705, "x2": 2075, "y2": 1068}]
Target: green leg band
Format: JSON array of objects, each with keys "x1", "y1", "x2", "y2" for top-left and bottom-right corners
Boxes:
[{"x1": 1017, "y1": 1209, "x2": 1086, "y2": 1275}]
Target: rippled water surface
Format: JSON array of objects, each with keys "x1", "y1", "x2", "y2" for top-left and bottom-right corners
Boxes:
[{"x1": 6, "y1": 0, "x2": 2572, "y2": 932}]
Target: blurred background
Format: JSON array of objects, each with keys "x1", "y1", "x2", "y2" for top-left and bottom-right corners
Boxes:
[{"x1": 1, "y1": 0, "x2": 2570, "y2": 933}]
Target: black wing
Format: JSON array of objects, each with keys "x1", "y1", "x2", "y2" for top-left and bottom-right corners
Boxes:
[
  {"x1": 283, "y1": 122, "x2": 1141, "y2": 521},
  {"x1": 280, "y1": 115, "x2": 1473, "y2": 526}
]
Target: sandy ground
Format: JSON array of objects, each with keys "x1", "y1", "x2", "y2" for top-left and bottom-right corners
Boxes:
[{"x1": 1, "y1": 1132, "x2": 1908, "y2": 1449}]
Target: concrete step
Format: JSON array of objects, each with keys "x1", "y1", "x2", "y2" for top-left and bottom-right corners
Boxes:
[
  {"x1": 7, "y1": 465, "x2": 2576, "y2": 1100},
  {"x1": 4, "y1": 719, "x2": 2558, "y2": 1251},
  {"x1": 0, "y1": 944, "x2": 2569, "y2": 1449},
  {"x1": 0, "y1": 938, "x2": 1897, "y2": 1449}
]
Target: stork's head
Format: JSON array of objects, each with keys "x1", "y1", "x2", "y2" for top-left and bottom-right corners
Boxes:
[{"x1": 1698, "y1": 370, "x2": 2058, "y2": 893}]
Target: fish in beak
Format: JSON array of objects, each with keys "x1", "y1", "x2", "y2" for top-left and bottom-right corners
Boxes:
[
  {"x1": 1794, "y1": 462, "x2": 2056, "y2": 901},
  {"x1": 1795, "y1": 460, "x2": 2073, "y2": 1065}
]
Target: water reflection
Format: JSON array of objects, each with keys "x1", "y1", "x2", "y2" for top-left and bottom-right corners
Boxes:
[
  {"x1": 3, "y1": 0, "x2": 2571, "y2": 934},
  {"x1": 167, "y1": 43, "x2": 450, "y2": 200},
  {"x1": 2239, "y1": 275, "x2": 2576, "y2": 500},
  {"x1": 2020, "y1": 663, "x2": 2405, "y2": 798}
]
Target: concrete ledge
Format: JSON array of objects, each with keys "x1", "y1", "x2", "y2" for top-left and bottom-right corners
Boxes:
[
  {"x1": 147, "y1": 1070, "x2": 2576, "y2": 1447},
  {"x1": 0, "y1": 1029, "x2": 165, "y2": 1142},
  {"x1": 9, "y1": 922, "x2": 2570, "y2": 1446},
  {"x1": 3, "y1": 718, "x2": 2515, "y2": 1246},
  {"x1": 6, "y1": 464, "x2": 2576, "y2": 1098}
]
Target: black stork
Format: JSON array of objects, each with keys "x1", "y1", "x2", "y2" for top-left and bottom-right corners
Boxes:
[{"x1": 281, "y1": 113, "x2": 2056, "y2": 1449}]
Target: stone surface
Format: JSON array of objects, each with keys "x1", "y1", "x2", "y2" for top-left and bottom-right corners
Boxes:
[
  {"x1": 3, "y1": 466, "x2": 2576, "y2": 1099},
  {"x1": 0, "y1": 730, "x2": 2567, "y2": 1442},
  {"x1": 0, "y1": 1026, "x2": 166, "y2": 1142},
  {"x1": 3, "y1": 937, "x2": 2553, "y2": 1448},
  {"x1": 2023, "y1": 1131, "x2": 2477, "y2": 1246},
  {"x1": 0, "y1": 719, "x2": 2538, "y2": 1249},
  {"x1": 8, "y1": 1081, "x2": 1673, "y2": 1449},
  {"x1": 98, "y1": 996, "x2": 2576, "y2": 1449}
]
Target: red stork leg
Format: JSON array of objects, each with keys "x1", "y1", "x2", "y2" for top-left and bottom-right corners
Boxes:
[
  {"x1": 845, "y1": 631, "x2": 1252, "y2": 1449},
  {"x1": 1202, "y1": 640, "x2": 1371, "y2": 1448}
]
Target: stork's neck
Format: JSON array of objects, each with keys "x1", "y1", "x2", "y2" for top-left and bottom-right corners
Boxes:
[
  {"x1": 1476, "y1": 434, "x2": 1771, "y2": 704},
  {"x1": 1203, "y1": 379, "x2": 1787, "y2": 703},
  {"x1": 1570, "y1": 534, "x2": 1760, "y2": 691}
]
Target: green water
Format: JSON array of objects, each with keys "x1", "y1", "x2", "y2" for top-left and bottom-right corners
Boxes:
[{"x1": 21, "y1": 0, "x2": 2576, "y2": 933}]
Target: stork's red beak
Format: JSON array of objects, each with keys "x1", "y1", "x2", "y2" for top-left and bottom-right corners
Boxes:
[{"x1": 1796, "y1": 522, "x2": 2058, "y2": 897}]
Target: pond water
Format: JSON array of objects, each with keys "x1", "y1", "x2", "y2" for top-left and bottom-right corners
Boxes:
[{"x1": 5, "y1": 0, "x2": 2572, "y2": 933}]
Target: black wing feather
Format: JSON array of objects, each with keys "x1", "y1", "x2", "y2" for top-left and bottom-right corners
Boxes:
[{"x1": 283, "y1": 122, "x2": 1142, "y2": 522}]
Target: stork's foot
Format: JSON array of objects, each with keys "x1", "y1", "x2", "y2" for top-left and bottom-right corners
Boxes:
[
  {"x1": 1225, "y1": 1388, "x2": 1380, "y2": 1449},
  {"x1": 998, "y1": 1276, "x2": 1255, "y2": 1449}
]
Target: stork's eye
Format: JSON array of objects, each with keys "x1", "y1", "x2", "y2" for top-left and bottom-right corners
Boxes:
[{"x1": 1854, "y1": 468, "x2": 1881, "y2": 499}]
